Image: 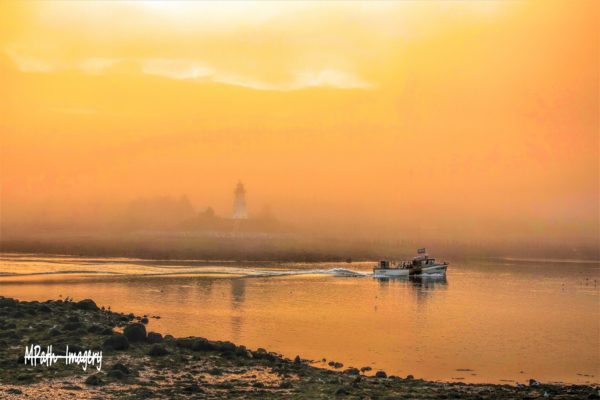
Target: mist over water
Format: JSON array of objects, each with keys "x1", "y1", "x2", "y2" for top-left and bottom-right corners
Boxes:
[{"x1": 1, "y1": 254, "x2": 598, "y2": 385}]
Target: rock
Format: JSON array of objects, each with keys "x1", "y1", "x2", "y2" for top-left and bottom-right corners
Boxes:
[
  {"x1": 146, "y1": 332, "x2": 163, "y2": 343},
  {"x1": 360, "y1": 366, "x2": 372, "y2": 373},
  {"x1": 183, "y1": 384, "x2": 202, "y2": 393},
  {"x1": 529, "y1": 379, "x2": 541, "y2": 386},
  {"x1": 294, "y1": 355, "x2": 302, "y2": 365},
  {"x1": 344, "y1": 368, "x2": 360, "y2": 375},
  {"x1": 63, "y1": 321, "x2": 83, "y2": 331},
  {"x1": 140, "y1": 317, "x2": 149, "y2": 324},
  {"x1": 75, "y1": 299, "x2": 99, "y2": 311},
  {"x1": 103, "y1": 334, "x2": 129, "y2": 350},
  {"x1": 110, "y1": 363, "x2": 130, "y2": 375},
  {"x1": 16, "y1": 373, "x2": 33, "y2": 382},
  {"x1": 87, "y1": 324, "x2": 105, "y2": 334},
  {"x1": 67, "y1": 315, "x2": 79, "y2": 322},
  {"x1": 123, "y1": 323, "x2": 146, "y2": 342},
  {"x1": 215, "y1": 341, "x2": 236, "y2": 353},
  {"x1": 175, "y1": 338, "x2": 195, "y2": 349},
  {"x1": 6, "y1": 388, "x2": 22, "y2": 395},
  {"x1": 39, "y1": 305, "x2": 51, "y2": 313},
  {"x1": 406, "y1": 374, "x2": 414, "y2": 380},
  {"x1": 192, "y1": 338, "x2": 216, "y2": 351},
  {"x1": 100, "y1": 327, "x2": 113, "y2": 335},
  {"x1": 279, "y1": 381, "x2": 293, "y2": 389},
  {"x1": 62, "y1": 385, "x2": 82, "y2": 390},
  {"x1": 334, "y1": 362, "x2": 344, "y2": 369},
  {"x1": 0, "y1": 297, "x2": 18, "y2": 308},
  {"x1": 48, "y1": 327, "x2": 61, "y2": 336},
  {"x1": 84, "y1": 374, "x2": 103, "y2": 385},
  {"x1": 148, "y1": 344, "x2": 169, "y2": 356},
  {"x1": 375, "y1": 370, "x2": 387, "y2": 379},
  {"x1": 235, "y1": 345, "x2": 248, "y2": 356},
  {"x1": 335, "y1": 387, "x2": 351, "y2": 396},
  {"x1": 108, "y1": 369, "x2": 127, "y2": 380}
]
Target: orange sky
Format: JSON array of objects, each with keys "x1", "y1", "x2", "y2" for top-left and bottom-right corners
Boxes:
[{"x1": 0, "y1": 1, "x2": 598, "y2": 244}]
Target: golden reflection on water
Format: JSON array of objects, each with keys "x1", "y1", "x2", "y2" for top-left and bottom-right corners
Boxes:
[{"x1": 0, "y1": 256, "x2": 598, "y2": 385}]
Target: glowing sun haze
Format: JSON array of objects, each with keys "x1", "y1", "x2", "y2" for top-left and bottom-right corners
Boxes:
[{"x1": 0, "y1": 1, "x2": 598, "y2": 245}]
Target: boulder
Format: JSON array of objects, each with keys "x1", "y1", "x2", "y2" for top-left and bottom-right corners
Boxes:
[
  {"x1": 215, "y1": 341, "x2": 236, "y2": 353},
  {"x1": 294, "y1": 355, "x2": 302, "y2": 365},
  {"x1": 110, "y1": 363, "x2": 130, "y2": 375},
  {"x1": 107, "y1": 369, "x2": 127, "y2": 380},
  {"x1": 75, "y1": 299, "x2": 99, "y2": 311},
  {"x1": 103, "y1": 334, "x2": 129, "y2": 350},
  {"x1": 123, "y1": 323, "x2": 146, "y2": 342},
  {"x1": 146, "y1": 332, "x2": 163, "y2": 344},
  {"x1": 84, "y1": 374, "x2": 103, "y2": 385},
  {"x1": 0, "y1": 297, "x2": 18, "y2": 308},
  {"x1": 63, "y1": 322, "x2": 83, "y2": 331},
  {"x1": 191, "y1": 338, "x2": 216, "y2": 351},
  {"x1": 175, "y1": 338, "x2": 195, "y2": 349},
  {"x1": 148, "y1": 344, "x2": 169, "y2": 356},
  {"x1": 343, "y1": 368, "x2": 360, "y2": 375},
  {"x1": 375, "y1": 370, "x2": 387, "y2": 379}
]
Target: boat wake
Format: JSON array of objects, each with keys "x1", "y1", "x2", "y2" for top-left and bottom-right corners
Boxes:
[{"x1": 0, "y1": 254, "x2": 372, "y2": 279}]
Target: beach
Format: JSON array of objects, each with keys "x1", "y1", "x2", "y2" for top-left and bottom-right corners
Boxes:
[{"x1": 0, "y1": 296, "x2": 598, "y2": 399}]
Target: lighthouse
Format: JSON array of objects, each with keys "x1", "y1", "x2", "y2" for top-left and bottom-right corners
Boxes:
[{"x1": 232, "y1": 181, "x2": 248, "y2": 219}]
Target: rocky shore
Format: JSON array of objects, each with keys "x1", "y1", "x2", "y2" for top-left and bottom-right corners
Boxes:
[{"x1": 0, "y1": 296, "x2": 597, "y2": 399}]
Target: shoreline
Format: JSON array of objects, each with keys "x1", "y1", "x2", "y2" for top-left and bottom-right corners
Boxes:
[{"x1": 0, "y1": 296, "x2": 597, "y2": 399}]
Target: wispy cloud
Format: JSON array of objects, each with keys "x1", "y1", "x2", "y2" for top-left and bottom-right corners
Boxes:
[
  {"x1": 143, "y1": 59, "x2": 373, "y2": 91},
  {"x1": 5, "y1": 49, "x2": 373, "y2": 91}
]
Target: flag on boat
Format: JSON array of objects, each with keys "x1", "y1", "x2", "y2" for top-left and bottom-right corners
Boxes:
[{"x1": 417, "y1": 247, "x2": 426, "y2": 254}]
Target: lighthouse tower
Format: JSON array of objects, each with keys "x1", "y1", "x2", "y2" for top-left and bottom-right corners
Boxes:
[{"x1": 232, "y1": 181, "x2": 248, "y2": 219}]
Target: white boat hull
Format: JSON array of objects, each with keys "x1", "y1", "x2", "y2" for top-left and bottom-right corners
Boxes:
[{"x1": 373, "y1": 264, "x2": 447, "y2": 277}]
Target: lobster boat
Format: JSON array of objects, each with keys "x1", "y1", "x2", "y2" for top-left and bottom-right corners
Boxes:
[{"x1": 373, "y1": 248, "x2": 448, "y2": 277}]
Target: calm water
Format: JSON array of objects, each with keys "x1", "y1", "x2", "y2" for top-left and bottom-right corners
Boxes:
[{"x1": 0, "y1": 253, "x2": 598, "y2": 385}]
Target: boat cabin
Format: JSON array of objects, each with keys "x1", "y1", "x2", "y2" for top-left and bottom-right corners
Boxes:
[
  {"x1": 412, "y1": 255, "x2": 436, "y2": 267},
  {"x1": 377, "y1": 260, "x2": 391, "y2": 269}
]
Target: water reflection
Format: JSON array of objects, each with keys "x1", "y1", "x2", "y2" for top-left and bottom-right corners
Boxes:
[
  {"x1": 229, "y1": 279, "x2": 246, "y2": 341},
  {"x1": 374, "y1": 275, "x2": 448, "y2": 288},
  {"x1": 374, "y1": 275, "x2": 447, "y2": 306}
]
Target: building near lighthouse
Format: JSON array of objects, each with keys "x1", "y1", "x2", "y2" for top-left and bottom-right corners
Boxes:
[{"x1": 232, "y1": 181, "x2": 248, "y2": 219}]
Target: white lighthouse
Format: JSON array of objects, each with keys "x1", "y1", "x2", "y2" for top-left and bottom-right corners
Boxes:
[{"x1": 232, "y1": 181, "x2": 248, "y2": 219}]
